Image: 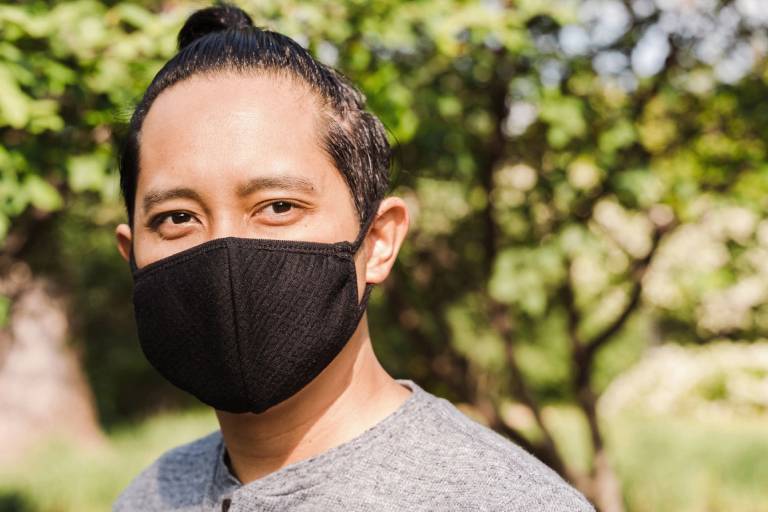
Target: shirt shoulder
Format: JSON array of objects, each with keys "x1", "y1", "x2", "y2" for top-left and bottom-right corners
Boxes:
[
  {"x1": 388, "y1": 387, "x2": 595, "y2": 511},
  {"x1": 113, "y1": 430, "x2": 222, "y2": 512}
]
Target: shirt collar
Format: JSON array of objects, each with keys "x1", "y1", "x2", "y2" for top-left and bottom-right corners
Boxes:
[{"x1": 206, "y1": 380, "x2": 425, "y2": 502}]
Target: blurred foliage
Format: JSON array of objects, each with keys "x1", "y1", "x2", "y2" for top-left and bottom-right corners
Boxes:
[
  {"x1": 0, "y1": 407, "x2": 218, "y2": 512},
  {"x1": 607, "y1": 413, "x2": 768, "y2": 512},
  {"x1": 0, "y1": 0, "x2": 194, "y2": 423},
  {"x1": 3, "y1": 0, "x2": 768, "y2": 507},
  {"x1": 600, "y1": 341, "x2": 768, "y2": 419}
]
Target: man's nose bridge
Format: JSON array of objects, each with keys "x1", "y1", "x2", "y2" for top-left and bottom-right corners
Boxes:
[{"x1": 209, "y1": 209, "x2": 250, "y2": 240}]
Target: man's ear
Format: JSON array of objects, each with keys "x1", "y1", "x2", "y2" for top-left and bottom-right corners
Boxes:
[
  {"x1": 364, "y1": 196, "x2": 409, "y2": 284},
  {"x1": 115, "y1": 223, "x2": 133, "y2": 263}
]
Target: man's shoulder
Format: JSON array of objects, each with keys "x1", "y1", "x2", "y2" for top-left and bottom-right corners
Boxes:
[
  {"x1": 113, "y1": 430, "x2": 222, "y2": 512},
  {"x1": 401, "y1": 390, "x2": 594, "y2": 510}
]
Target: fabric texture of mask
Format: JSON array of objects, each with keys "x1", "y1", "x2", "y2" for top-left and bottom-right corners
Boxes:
[{"x1": 130, "y1": 213, "x2": 375, "y2": 413}]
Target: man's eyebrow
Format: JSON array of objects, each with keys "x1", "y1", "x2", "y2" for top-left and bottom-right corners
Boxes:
[
  {"x1": 142, "y1": 187, "x2": 204, "y2": 215},
  {"x1": 236, "y1": 175, "x2": 317, "y2": 197}
]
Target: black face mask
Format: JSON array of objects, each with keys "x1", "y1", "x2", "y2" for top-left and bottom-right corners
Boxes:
[{"x1": 129, "y1": 213, "x2": 375, "y2": 414}]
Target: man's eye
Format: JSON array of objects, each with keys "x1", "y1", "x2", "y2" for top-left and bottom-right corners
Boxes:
[
  {"x1": 269, "y1": 201, "x2": 294, "y2": 214},
  {"x1": 169, "y1": 212, "x2": 193, "y2": 224}
]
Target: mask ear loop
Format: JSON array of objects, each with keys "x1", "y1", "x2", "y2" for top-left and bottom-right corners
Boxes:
[
  {"x1": 128, "y1": 237, "x2": 139, "y2": 274},
  {"x1": 351, "y1": 202, "x2": 381, "y2": 253},
  {"x1": 351, "y1": 202, "x2": 381, "y2": 310}
]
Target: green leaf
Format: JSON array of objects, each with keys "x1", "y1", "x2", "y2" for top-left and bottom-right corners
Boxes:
[
  {"x1": 68, "y1": 153, "x2": 108, "y2": 193},
  {"x1": 25, "y1": 175, "x2": 62, "y2": 211},
  {"x1": 0, "y1": 64, "x2": 30, "y2": 128},
  {"x1": 0, "y1": 294, "x2": 10, "y2": 328},
  {"x1": 599, "y1": 118, "x2": 637, "y2": 155},
  {"x1": 539, "y1": 95, "x2": 586, "y2": 148},
  {"x1": 490, "y1": 246, "x2": 565, "y2": 316},
  {"x1": 0, "y1": 213, "x2": 9, "y2": 241}
]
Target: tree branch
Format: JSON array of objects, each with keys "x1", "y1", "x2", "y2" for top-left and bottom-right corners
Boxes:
[
  {"x1": 475, "y1": 49, "x2": 573, "y2": 478},
  {"x1": 489, "y1": 300, "x2": 568, "y2": 478},
  {"x1": 584, "y1": 222, "x2": 668, "y2": 357}
]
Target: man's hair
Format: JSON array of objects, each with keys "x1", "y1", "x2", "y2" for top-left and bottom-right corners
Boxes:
[{"x1": 119, "y1": 3, "x2": 390, "y2": 225}]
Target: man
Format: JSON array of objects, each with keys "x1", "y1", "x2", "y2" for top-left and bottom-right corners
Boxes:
[{"x1": 113, "y1": 4, "x2": 594, "y2": 511}]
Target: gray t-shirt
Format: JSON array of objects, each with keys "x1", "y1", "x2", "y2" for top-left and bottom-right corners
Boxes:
[{"x1": 114, "y1": 381, "x2": 593, "y2": 511}]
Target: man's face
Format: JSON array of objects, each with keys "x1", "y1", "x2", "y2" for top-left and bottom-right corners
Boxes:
[{"x1": 119, "y1": 72, "x2": 364, "y2": 286}]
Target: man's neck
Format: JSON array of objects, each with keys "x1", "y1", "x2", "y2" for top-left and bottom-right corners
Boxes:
[{"x1": 214, "y1": 322, "x2": 411, "y2": 484}]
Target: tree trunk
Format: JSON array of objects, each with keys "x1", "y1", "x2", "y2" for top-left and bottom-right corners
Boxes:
[{"x1": 0, "y1": 262, "x2": 103, "y2": 463}]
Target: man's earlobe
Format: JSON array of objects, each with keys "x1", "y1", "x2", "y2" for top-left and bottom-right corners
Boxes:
[
  {"x1": 115, "y1": 223, "x2": 133, "y2": 263},
  {"x1": 364, "y1": 197, "x2": 409, "y2": 284}
]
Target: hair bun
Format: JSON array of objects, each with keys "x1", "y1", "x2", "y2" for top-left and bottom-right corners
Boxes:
[{"x1": 178, "y1": 4, "x2": 254, "y2": 50}]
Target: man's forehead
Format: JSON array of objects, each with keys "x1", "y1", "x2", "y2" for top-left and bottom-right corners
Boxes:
[
  {"x1": 137, "y1": 73, "x2": 333, "y2": 201},
  {"x1": 144, "y1": 72, "x2": 319, "y2": 128}
]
